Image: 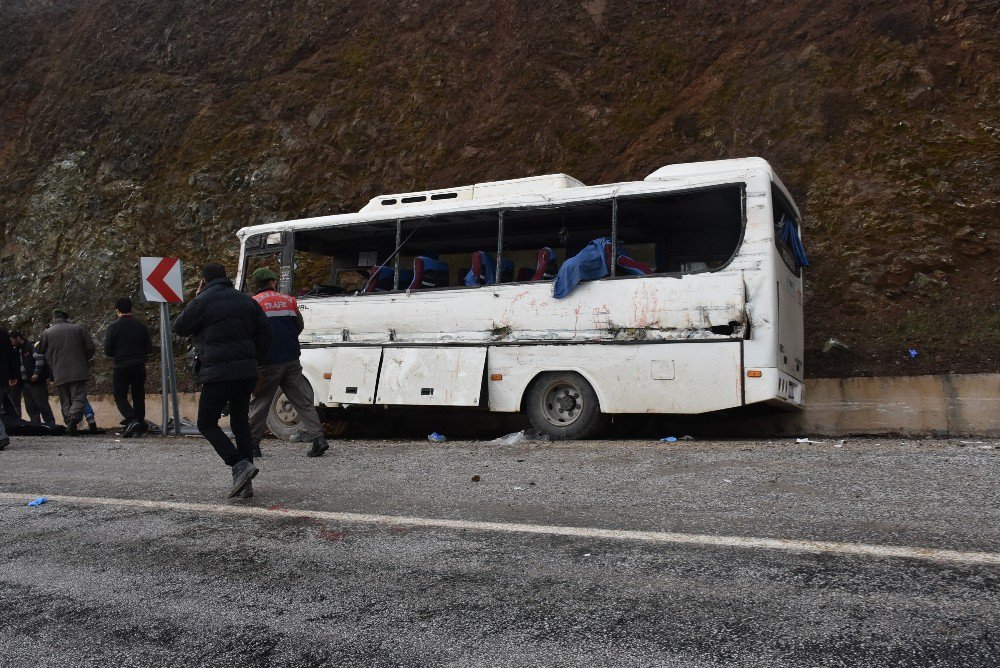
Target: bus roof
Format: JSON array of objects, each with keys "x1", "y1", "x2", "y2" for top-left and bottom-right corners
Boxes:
[{"x1": 237, "y1": 157, "x2": 799, "y2": 240}]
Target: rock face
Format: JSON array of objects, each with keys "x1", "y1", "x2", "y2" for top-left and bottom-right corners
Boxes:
[{"x1": 0, "y1": 0, "x2": 997, "y2": 381}]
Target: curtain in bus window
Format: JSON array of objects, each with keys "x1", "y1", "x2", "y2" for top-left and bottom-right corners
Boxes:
[
  {"x1": 552, "y1": 237, "x2": 612, "y2": 299},
  {"x1": 778, "y1": 216, "x2": 810, "y2": 268}
]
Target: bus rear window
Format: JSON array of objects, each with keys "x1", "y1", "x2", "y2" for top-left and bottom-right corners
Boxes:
[{"x1": 772, "y1": 186, "x2": 803, "y2": 276}]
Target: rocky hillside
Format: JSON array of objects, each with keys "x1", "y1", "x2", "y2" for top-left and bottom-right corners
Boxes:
[{"x1": 1, "y1": 0, "x2": 997, "y2": 382}]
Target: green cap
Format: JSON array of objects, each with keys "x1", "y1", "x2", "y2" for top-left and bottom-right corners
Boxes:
[{"x1": 252, "y1": 267, "x2": 279, "y2": 283}]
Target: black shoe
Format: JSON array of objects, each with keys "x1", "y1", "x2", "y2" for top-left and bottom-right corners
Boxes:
[
  {"x1": 240, "y1": 480, "x2": 254, "y2": 499},
  {"x1": 123, "y1": 419, "x2": 142, "y2": 438},
  {"x1": 252, "y1": 441, "x2": 262, "y2": 458},
  {"x1": 0, "y1": 437, "x2": 9, "y2": 451},
  {"x1": 228, "y1": 459, "x2": 258, "y2": 499},
  {"x1": 67, "y1": 421, "x2": 79, "y2": 436},
  {"x1": 306, "y1": 435, "x2": 329, "y2": 458},
  {"x1": 87, "y1": 417, "x2": 98, "y2": 432}
]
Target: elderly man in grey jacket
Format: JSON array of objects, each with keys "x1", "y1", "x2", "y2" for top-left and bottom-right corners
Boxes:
[{"x1": 36, "y1": 309, "x2": 96, "y2": 435}]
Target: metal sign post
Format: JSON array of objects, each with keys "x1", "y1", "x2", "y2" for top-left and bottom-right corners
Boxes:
[{"x1": 141, "y1": 257, "x2": 184, "y2": 436}]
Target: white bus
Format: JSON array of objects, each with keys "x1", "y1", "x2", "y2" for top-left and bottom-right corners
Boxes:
[{"x1": 236, "y1": 157, "x2": 807, "y2": 439}]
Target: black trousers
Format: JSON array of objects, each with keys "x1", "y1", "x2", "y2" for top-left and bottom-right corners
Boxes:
[
  {"x1": 23, "y1": 382, "x2": 55, "y2": 425},
  {"x1": 197, "y1": 378, "x2": 256, "y2": 467},
  {"x1": 112, "y1": 365, "x2": 147, "y2": 422},
  {"x1": 5, "y1": 384, "x2": 21, "y2": 419}
]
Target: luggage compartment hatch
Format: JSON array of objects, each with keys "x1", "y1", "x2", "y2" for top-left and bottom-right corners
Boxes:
[
  {"x1": 325, "y1": 347, "x2": 383, "y2": 405},
  {"x1": 376, "y1": 347, "x2": 487, "y2": 407}
]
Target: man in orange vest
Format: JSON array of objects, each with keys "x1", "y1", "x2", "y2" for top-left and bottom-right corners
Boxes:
[{"x1": 248, "y1": 268, "x2": 329, "y2": 458}]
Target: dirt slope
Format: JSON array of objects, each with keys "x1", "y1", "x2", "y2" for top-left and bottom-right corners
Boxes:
[{"x1": 0, "y1": 0, "x2": 997, "y2": 381}]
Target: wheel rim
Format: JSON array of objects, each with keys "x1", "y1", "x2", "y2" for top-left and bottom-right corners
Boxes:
[
  {"x1": 540, "y1": 380, "x2": 585, "y2": 427},
  {"x1": 273, "y1": 393, "x2": 299, "y2": 427}
]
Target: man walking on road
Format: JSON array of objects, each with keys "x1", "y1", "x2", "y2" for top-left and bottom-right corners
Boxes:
[
  {"x1": 0, "y1": 326, "x2": 18, "y2": 450},
  {"x1": 174, "y1": 263, "x2": 272, "y2": 499},
  {"x1": 4, "y1": 329, "x2": 22, "y2": 419},
  {"x1": 248, "y1": 268, "x2": 330, "y2": 458},
  {"x1": 36, "y1": 310, "x2": 96, "y2": 435},
  {"x1": 104, "y1": 298, "x2": 153, "y2": 438},
  {"x1": 10, "y1": 331, "x2": 56, "y2": 427}
]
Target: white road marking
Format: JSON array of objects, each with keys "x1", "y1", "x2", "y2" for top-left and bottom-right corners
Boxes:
[{"x1": 2, "y1": 491, "x2": 998, "y2": 566}]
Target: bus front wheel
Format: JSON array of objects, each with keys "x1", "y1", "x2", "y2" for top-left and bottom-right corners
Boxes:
[
  {"x1": 526, "y1": 372, "x2": 608, "y2": 440},
  {"x1": 266, "y1": 390, "x2": 301, "y2": 440}
]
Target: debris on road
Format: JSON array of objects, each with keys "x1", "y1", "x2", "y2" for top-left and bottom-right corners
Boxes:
[
  {"x1": 428, "y1": 432, "x2": 447, "y2": 443},
  {"x1": 660, "y1": 436, "x2": 678, "y2": 442},
  {"x1": 489, "y1": 429, "x2": 549, "y2": 445},
  {"x1": 27, "y1": 496, "x2": 47, "y2": 507},
  {"x1": 908, "y1": 348, "x2": 919, "y2": 358},
  {"x1": 796, "y1": 438, "x2": 823, "y2": 444},
  {"x1": 471, "y1": 474, "x2": 481, "y2": 482},
  {"x1": 680, "y1": 435, "x2": 695, "y2": 441}
]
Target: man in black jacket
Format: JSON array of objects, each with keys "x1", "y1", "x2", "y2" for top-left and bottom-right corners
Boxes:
[
  {"x1": 174, "y1": 263, "x2": 273, "y2": 499},
  {"x1": 104, "y1": 298, "x2": 154, "y2": 438},
  {"x1": 10, "y1": 331, "x2": 56, "y2": 427}
]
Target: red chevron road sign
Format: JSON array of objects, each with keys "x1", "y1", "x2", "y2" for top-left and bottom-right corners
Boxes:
[{"x1": 140, "y1": 257, "x2": 183, "y2": 303}]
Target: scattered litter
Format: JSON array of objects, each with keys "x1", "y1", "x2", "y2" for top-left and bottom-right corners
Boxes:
[
  {"x1": 27, "y1": 497, "x2": 47, "y2": 507},
  {"x1": 679, "y1": 435, "x2": 695, "y2": 441},
  {"x1": 513, "y1": 486, "x2": 524, "y2": 491},
  {"x1": 979, "y1": 445, "x2": 994, "y2": 450},
  {"x1": 960, "y1": 441, "x2": 984, "y2": 445},
  {"x1": 583, "y1": 553, "x2": 591, "y2": 557},
  {"x1": 489, "y1": 429, "x2": 549, "y2": 445},
  {"x1": 723, "y1": 479, "x2": 733, "y2": 484},
  {"x1": 822, "y1": 338, "x2": 850, "y2": 353},
  {"x1": 796, "y1": 438, "x2": 823, "y2": 444},
  {"x1": 834, "y1": 439, "x2": 846, "y2": 448},
  {"x1": 471, "y1": 474, "x2": 481, "y2": 482},
  {"x1": 528, "y1": 481, "x2": 536, "y2": 486},
  {"x1": 908, "y1": 348, "x2": 918, "y2": 358},
  {"x1": 660, "y1": 436, "x2": 678, "y2": 442},
  {"x1": 428, "y1": 432, "x2": 447, "y2": 443}
]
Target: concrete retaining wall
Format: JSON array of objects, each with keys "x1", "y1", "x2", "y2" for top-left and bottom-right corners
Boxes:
[{"x1": 48, "y1": 373, "x2": 998, "y2": 437}]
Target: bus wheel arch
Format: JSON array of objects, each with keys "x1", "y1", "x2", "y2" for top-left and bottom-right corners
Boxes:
[{"x1": 524, "y1": 371, "x2": 608, "y2": 440}]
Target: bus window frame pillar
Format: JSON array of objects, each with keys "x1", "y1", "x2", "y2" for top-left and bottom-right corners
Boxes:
[
  {"x1": 495, "y1": 210, "x2": 504, "y2": 285},
  {"x1": 610, "y1": 197, "x2": 618, "y2": 277}
]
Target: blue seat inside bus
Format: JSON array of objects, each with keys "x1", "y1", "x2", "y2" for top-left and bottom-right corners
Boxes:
[
  {"x1": 465, "y1": 251, "x2": 514, "y2": 286},
  {"x1": 408, "y1": 256, "x2": 450, "y2": 290}
]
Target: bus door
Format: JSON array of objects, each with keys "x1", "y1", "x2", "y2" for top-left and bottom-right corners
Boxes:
[{"x1": 240, "y1": 231, "x2": 293, "y2": 294}]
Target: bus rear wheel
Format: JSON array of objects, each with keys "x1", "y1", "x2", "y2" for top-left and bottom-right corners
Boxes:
[{"x1": 526, "y1": 372, "x2": 608, "y2": 440}]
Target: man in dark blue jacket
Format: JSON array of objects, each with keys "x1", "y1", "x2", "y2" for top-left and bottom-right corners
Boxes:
[
  {"x1": 248, "y1": 267, "x2": 329, "y2": 458},
  {"x1": 174, "y1": 263, "x2": 273, "y2": 499}
]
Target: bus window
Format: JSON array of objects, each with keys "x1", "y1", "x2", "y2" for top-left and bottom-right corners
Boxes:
[
  {"x1": 501, "y1": 202, "x2": 612, "y2": 282},
  {"x1": 772, "y1": 185, "x2": 802, "y2": 276},
  {"x1": 292, "y1": 221, "x2": 397, "y2": 296},
  {"x1": 243, "y1": 252, "x2": 282, "y2": 296},
  {"x1": 616, "y1": 184, "x2": 744, "y2": 275},
  {"x1": 398, "y1": 210, "x2": 501, "y2": 288}
]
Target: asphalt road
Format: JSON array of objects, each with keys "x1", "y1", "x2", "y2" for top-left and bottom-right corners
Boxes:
[{"x1": 1, "y1": 434, "x2": 999, "y2": 667}]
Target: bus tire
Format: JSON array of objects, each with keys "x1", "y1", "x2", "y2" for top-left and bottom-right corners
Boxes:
[
  {"x1": 266, "y1": 389, "x2": 302, "y2": 440},
  {"x1": 525, "y1": 371, "x2": 608, "y2": 440}
]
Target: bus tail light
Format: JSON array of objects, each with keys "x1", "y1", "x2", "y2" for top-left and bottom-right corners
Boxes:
[
  {"x1": 490, "y1": 374, "x2": 503, "y2": 381},
  {"x1": 323, "y1": 373, "x2": 332, "y2": 379},
  {"x1": 746, "y1": 370, "x2": 762, "y2": 378}
]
